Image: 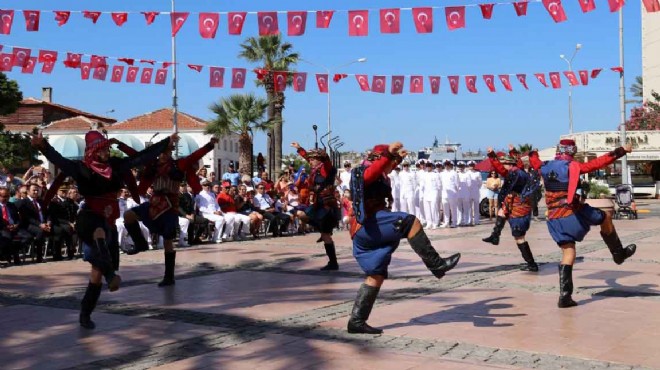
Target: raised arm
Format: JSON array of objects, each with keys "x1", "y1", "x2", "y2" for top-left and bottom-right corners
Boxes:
[
  {"x1": 363, "y1": 143, "x2": 405, "y2": 186},
  {"x1": 579, "y1": 145, "x2": 631, "y2": 174},
  {"x1": 119, "y1": 135, "x2": 174, "y2": 172},
  {"x1": 31, "y1": 133, "x2": 81, "y2": 179},
  {"x1": 487, "y1": 149, "x2": 507, "y2": 177},
  {"x1": 110, "y1": 138, "x2": 138, "y2": 156},
  {"x1": 528, "y1": 150, "x2": 542, "y2": 171},
  {"x1": 178, "y1": 137, "x2": 219, "y2": 170}
]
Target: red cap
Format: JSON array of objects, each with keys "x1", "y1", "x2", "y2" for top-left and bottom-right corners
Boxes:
[
  {"x1": 559, "y1": 139, "x2": 576, "y2": 146},
  {"x1": 85, "y1": 130, "x2": 108, "y2": 149},
  {"x1": 221, "y1": 181, "x2": 231, "y2": 188}
]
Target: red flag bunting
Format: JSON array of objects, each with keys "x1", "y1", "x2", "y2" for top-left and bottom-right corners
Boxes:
[
  {"x1": 483, "y1": 75, "x2": 496, "y2": 92},
  {"x1": 209, "y1": 67, "x2": 224, "y2": 87},
  {"x1": 111, "y1": 66, "x2": 124, "y2": 83},
  {"x1": 412, "y1": 8, "x2": 433, "y2": 33},
  {"x1": 231, "y1": 68, "x2": 246, "y2": 88},
  {"x1": 140, "y1": 59, "x2": 155, "y2": 65},
  {"x1": 93, "y1": 65, "x2": 108, "y2": 81},
  {"x1": 80, "y1": 63, "x2": 91, "y2": 80},
  {"x1": 499, "y1": 75, "x2": 513, "y2": 91},
  {"x1": 254, "y1": 68, "x2": 267, "y2": 80},
  {"x1": 516, "y1": 74, "x2": 529, "y2": 89},
  {"x1": 54, "y1": 11, "x2": 71, "y2": 26},
  {"x1": 607, "y1": 0, "x2": 625, "y2": 12},
  {"x1": 21, "y1": 57, "x2": 37, "y2": 74},
  {"x1": 83, "y1": 11, "x2": 101, "y2": 24},
  {"x1": 355, "y1": 74, "x2": 370, "y2": 91},
  {"x1": 480, "y1": 4, "x2": 495, "y2": 19},
  {"x1": 611, "y1": 66, "x2": 624, "y2": 73},
  {"x1": 23, "y1": 10, "x2": 40, "y2": 31},
  {"x1": 12, "y1": 47, "x2": 31, "y2": 67},
  {"x1": 228, "y1": 12, "x2": 247, "y2": 35},
  {"x1": 316, "y1": 11, "x2": 334, "y2": 28},
  {"x1": 316, "y1": 74, "x2": 329, "y2": 93},
  {"x1": 333, "y1": 73, "x2": 348, "y2": 82},
  {"x1": 564, "y1": 71, "x2": 579, "y2": 86},
  {"x1": 578, "y1": 0, "x2": 597, "y2": 12},
  {"x1": 111, "y1": 12, "x2": 128, "y2": 26},
  {"x1": 549, "y1": 72, "x2": 561, "y2": 88},
  {"x1": 448, "y1": 75, "x2": 460, "y2": 94},
  {"x1": 348, "y1": 10, "x2": 369, "y2": 36},
  {"x1": 170, "y1": 12, "x2": 189, "y2": 37},
  {"x1": 141, "y1": 67, "x2": 153, "y2": 84},
  {"x1": 465, "y1": 75, "x2": 478, "y2": 93},
  {"x1": 380, "y1": 8, "x2": 400, "y2": 34},
  {"x1": 199, "y1": 13, "x2": 219, "y2": 39},
  {"x1": 258, "y1": 12, "x2": 279, "y2": 36},
  {"x1": 162, "y1": 62, "x2": 174, "y2": 69},
  {"x1": 38, "y1": 50, "x2": 57, "y2": 63},
  {"x1": 155, "y1": 69, "x2": 167, "y2": 85},
  {"x1": 273, "y1": 71, "x2": 287, "y2": 92},
  {"x1": 429, "y1": 76, "x2": 441, "y2": 94},
  {"x1": 410, "y1": 76, "x2": 424, "y2": 93},
  {"x1": 0, "y1": 54, "x2": 14, "y2": 72},
  {"x1": 372, "y1": 75, "x2": 386, "y2": 93},
  {"x1": 90, "y1": 55, "x2": 107, "y2": 69},
  {"x1": 542, "y1": 0, "x2": 568, "y2": 23},
  {"x1": 591, "y1": 68, "x2": 603, "y2": 78},
  {"x1": 287, "y1": 11, "x2": 307, "y2": 36},
  {"x1": 578, "y1": 70, "x2": 589, "y2": 85},
  {"x1": 118, "y1": 58, "x2": 134, "y2": 65},
  {"x1": 642, "y1": 0, "x2": 660, "y2": 12},
  {"x1": 63, "y1": 53, "x2": 82, "y2": 68},
  {"x1": 534, "y1": 73, "x2": 548, "y2": 87},
  {"x1": 445, "y1": 7, "x2": 466, "y2": 30},
  {"x1": 142, "y1": 12, "x2": 159, "y2": 25},
  {"x1": 513, "y1": 1, "x2": 529, "y2": 16},
  {"x1": 0, "y1": 10, "x2": 15, "y2": 35},
  {"x1": 126, "y1": 66, "x2": 139, "y2": 82},
  {"x1": 293, "y1": 72, "x2": 307, "y2": 92},
  {"x1": 391, "y1": 76, "x2": 404, "y2": 94},
  {"x1": 41, "y1": 59, "x2": 55, "y2": 74},
  {"x1": 188, "y1": 64, "x2": 203, "y2": 72}
]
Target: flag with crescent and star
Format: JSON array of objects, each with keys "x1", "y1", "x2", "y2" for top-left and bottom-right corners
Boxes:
[
  {"x1": 391, "y1": 76, "x2": 404, "y2": 94},
  {"x1": 63, "y1": 53, "x2": 82, "y2": 68},
  {"x1": 111, "y1": 65, "x2": 124, "y2": 83},
  {"x1": 0, "y1": 10, "x2": 14, "y2": 35},
  {"x1": 209, "y1": 67, "x2": 224, "y2": 87},
  {"x1": 429, "y1": 76, "x2": 441, "y2": 94},
  {"x1": 273, "y1": 71, "x2": 288, "y2": 92},
  {"x1": 445, "y1": 7, "x2": 466, "y2": 31},
  {"x1": 170, "y1": 12, "x2": 189, "y2": 37},
  {"x1": 316, "y1": 11, "x2": 334, "y2": 28},
  {"x1": 380, "y1": 8, "x2": 400, "y2": 34},
  {"x1": 355, "y1": 74, "x2": 370, "y2": 91},
  {"x1": 534, "y1": 73, "x2": 548, "y2": 87},
  {"x1": 578, "y1": 0, "x2": 596, "y2": 12},
  {"x1": 41, "y1": 59, "x2": 55, "y2": 74},
  {"x1": 412, "y1": 7, "x2": 433, "y2": 33},
  {"x1": 54, "y1": 11, "x2": 71, "y2": 26},
  {"x1": 154, "y1": 69, "x2": 167, "y2": 84},
  {"x1": 410, "y1": 76, "x2": 424, "y2": 93},
  {"x1": 188, "y1": 64, "x2": 202, "y2": 72},
  {"x1": 607, "y1": 0, "x2": 624, "y2": 12},
  {"x1": 12, "y1": 47, "x2": 31, "y2": 68},
  {"x1": 142, "y1": 12, "x2": 159, "y2": 25},
  {"x1": 83, "y1": 11, "x2": 102, "y2": 24},
  {"x1": 231, "y1": 68, "x2": 246, "y2": 88},
  {"x1": 372, "y1": 75, "x2": 386, "y2": 93},
  {"x1": 93, "y1": 65, "x2": 108, "y2": 81},
  {"x1": 448, "y1": 75, "x2": 460, "y2": 94},
  {"x1": 140, "y1": 67, "x2": 153, "y2": 84},
  {"x1": 483, "y1": 75, "x2": 496, "y2": 92},
  {"x1": 258, "y1": 11, "x2": 279, "y2": 36},
  {"x1": 21, "y1": 57, "x2": 37, "y2": 74},
  {"x1": 199, "y1": 13, "x2": 219, "y2": 39},
  {"x1": 80, "y1": 63, "x2": 91, "y2": 80},
  {"x1": 287, "y1": 11, "x2": 307, "y2": 36},
  {"x1": 112, "y1": 12, "x2": 128, "y2": 26},
  {"x1": 542, "y1": 0, "x2": 568, "y2": 23},
  {"x1": 513, "y1": 1, "x2": 529, "y2": 16},
  {"x1": 517, "y1": 74, "x2": 529, "y2": 89},
  {"x1": 480, "y1": 4, "x2": 495, "y2": 19},
  {"x1": 578, "y1": 70, "x2": 589, "y2": 85},
  {"x1": 293, "y1": 72, "x2": 307, "y2": 92},
  {"x1": 23, "y1": 10, "x2": 40, "y2": 31},
  {"x1": 228, "y1": 12, "x2": 246, "y2": 35},
  {"x1": 348, "y1": 10, "x2": 369, "y2": 36},
  {"x1": 549, "y1": 72, "x2": 561, "y2": 88},
  {"x1": 126, "y1": 66, "x2": 139, "y2": 82},
  {"x1": 499, "y1": 75, "x2": 513, "y2": 91},
  {"x1": 316, "y1": 74, "x2": 329, "y2": 93},
  {"x1": 465, "y1": 75, "x2": 478, "y2": 93},
  {"x1": 564, "y1": 71, "x2": 579, "y2": 86},
  {"x1": 38, "y1": 50, "x2": 57, "y2": 63}
]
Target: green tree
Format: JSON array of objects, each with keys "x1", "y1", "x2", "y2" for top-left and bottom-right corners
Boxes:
[
  {"x1": 517, "y1": 143, "x2": 534, "y2": 154},
  {"x1": 0, "y1": 72, "x2": 39, "y2": 171},
  {"x1": 238, "y1": 35, "x2": 299, "y2": 174},
  {"x1": 625, "y1": 90, "x2": 660, "y2": 131},
  {"x1": 206, "y1": 94, "x2": 275, "y2": 175},
  {"x1": 0, "y1": 72, "x2": 23, "y2": 116},
  {"x1": 629, "y1": 75, "x2": 643, "y2": 103}
]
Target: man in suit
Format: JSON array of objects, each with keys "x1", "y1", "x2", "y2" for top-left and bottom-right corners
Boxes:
[
  {"x1": 16, "y1": 184, "x2": 50, "y2": 263},
  {"x1": 47, "y1": 185, "x2": 76, "y2": 260},
  {"x1": 0, "y1": 187, "x2": 22, "y2": 265}
]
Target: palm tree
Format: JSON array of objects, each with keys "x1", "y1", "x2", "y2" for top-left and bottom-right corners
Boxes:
[
  {"x1": 206, "y1": 94, "x2": 275, "y2": 175},
  {"x1": 628, "y1": 76, "x2": 643, "y2": 104},
  {"x1": 517, "y1": 143, "x2": 533, "y2": 154},
  {"x1": 239, "y1": 35, "x2": 299, "y2": 174}
]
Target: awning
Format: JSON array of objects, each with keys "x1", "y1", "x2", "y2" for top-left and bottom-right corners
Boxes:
[
  {"x1": 110, "y1": 134, "x2": 144, "y2": 151},
  {"x1": 50, "y1": 136, "x2": 85, "y2": 160},
  {"x1": 176, "y1": 134, "x2": 200, "y2": 156}
]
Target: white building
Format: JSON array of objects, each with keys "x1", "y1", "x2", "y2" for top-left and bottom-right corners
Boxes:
[{"x1": 642, "y1": 8, "x2": 660, "y2": 100}]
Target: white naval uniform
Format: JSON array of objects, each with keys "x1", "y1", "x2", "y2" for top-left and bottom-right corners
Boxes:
[
  {"x1": 440, "y1": 169, "x2": 460, "y2": 227},
  {"x1": 457, "y1": 170, "x2": 473, "y2": 226},
  {"x1": 399, "y1": 169, "x2": 417, "y2": 215},
  {"x1": 388, "y1": 171, "x2": 401, "y2": 212},
  {"x1": 416, "y1": 169, "x2": 427, "y2": 224},
  {"x1": 196, "y1": 190, "x2": 227, "y2": 243},
  {"x1": 468, "y1": 169, "x2": 483, "y2": 225},
  {"x1": 421, "y1": 169, "x2": 441, "y2": 228}
]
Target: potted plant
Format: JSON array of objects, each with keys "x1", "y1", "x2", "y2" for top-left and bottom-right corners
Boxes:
[{"x1": 585, "y1": 180, "x2": 615, "y2": 216}]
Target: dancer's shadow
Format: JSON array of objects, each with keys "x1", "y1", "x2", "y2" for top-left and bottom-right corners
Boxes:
[
  {"x1": 578, "y1": 275, "x2": 660, "y2": 306},
  {"x1": 380, "y1": 296, "x2": 525, "y2": 330}
]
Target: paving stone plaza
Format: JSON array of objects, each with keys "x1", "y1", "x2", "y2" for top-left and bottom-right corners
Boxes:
[{"x1": 1, "y1": 201, "x2": 659, "y2": 370}]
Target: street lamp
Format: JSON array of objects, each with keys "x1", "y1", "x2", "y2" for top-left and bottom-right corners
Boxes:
[
  {"x1": 247, "y1": 127, "x2": 254, "y2": 176},
  {"x1": 312, "y1": 124, "x2": 318, "y2": 149},
  {"x1": 560, "y1": 43, "x2": 582, "y2": 134},
  {"x1": 266, "y1": 132, "x2": 273, "y2": 177},
  {"x1": 300, "y1": 57, "x2": 367, "y2": 143}
]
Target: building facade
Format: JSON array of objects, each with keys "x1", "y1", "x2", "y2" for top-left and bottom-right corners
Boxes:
[{"x1": 642, "y1": 9, "x2": 660, "y2": 100}]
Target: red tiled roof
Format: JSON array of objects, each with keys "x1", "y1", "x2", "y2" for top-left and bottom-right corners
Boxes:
[
  {"x1": 42, "y1": 116, "x2": 100, "y2": 132},
  {"x1": 2, "y1": 124, "x2": 36, "y2": 133},
  {"x1": 21, "y1": 97, "x2": 116, "y2": 123},
  {"x1": 108, "y1": 108, "x2": 207, "y2": 132}
]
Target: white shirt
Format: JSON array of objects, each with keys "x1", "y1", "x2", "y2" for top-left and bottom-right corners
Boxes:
[
  {"x1": 421, "y1": 170, "x2": 441, "y2": 198},
  {"x1": 457, "y1": 170, "x2": 472, "y2": 198},
  {"x1": 339, "y1": 170, "x2": 352, "y2": 191},
  {"x1": 196, "y1": 190, "x2": 221, "y2": 214},
  {"x1": 399, "y1": 169, "x2": 417, "y2": 195},
  {"x1": 467, "y1": 170, "x2": 483, "y2": 197},
  {"x1": 253, "y1": 193, "x2": 274, "y2": 210},
  {"x1": 388, "y1": 171, "x2": 401, "y2": 196},
  {"x1": 440, "y1": 170, "x2": 460, "y2": 199}
]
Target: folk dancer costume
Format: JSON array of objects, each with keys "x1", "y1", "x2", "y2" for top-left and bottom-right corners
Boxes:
[
  {"x1": 33, "y1": 130, "x2": 172, "y2": 329},
  {"x1": 529, "y1": 139, "x2": 636, "y2": 308},
  {"x1": 293, "y1": 143, "x2": 341, "y2": 270},
  {"x1": 120, "y1": 138, "x2": 218, "y2": 287},
  {"x1": 347, "y1": 143, "x2": 461, "y2": 334},
  {"x1": 482, "y1": 149, "x2": 540, "y2": 272}
]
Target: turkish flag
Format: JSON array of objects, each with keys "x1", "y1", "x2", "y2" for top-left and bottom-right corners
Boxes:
[
  {"x1": 63, "y1": 53, "x2": 82, "y2": 68},
  {"x1": 54, "y1": 11, "x2": 71, "y2": 26},
  {"x1": 23, "y1": 10, "x2": 40, "y2": 31},
  {"x1": 199, "y1": 13, "x2": 219, "y2": 39},
  {"x1": 543, "y1": 0, "x2": 568, "y2": 22},
  {"x1": 316, "y1": 74, "x2": 329, "y2": 93},
  {"x1": 380, "y1": 8, "x2": 400, "y2": 34},
  {"x1": 111, "y1": 66, "x2": 124, "y2": 83},
  {"x1": 21, "y1": 57, "x2": 37, "y2": 74},
  {"x1": 372, "y1": 76, "x2": 386, "y2": 93},
  {"x1": 188, "y1": 64, "x2": 202, "y2": 72},
  {"x1": 591, "y1": 68, "x2": 603, "y2": 78},
  {"x1": 158, "y1": 61, "x2": 170, "y2": 69},
  {"x1": 578, "y1": 70, "x2": 589, "y2": 85},
  {"x1": 170, "y1": 12, "x2": 189, "y2": 37},
  {"x1": 0, "y1": 54, "x2": 13, "y2": 72},
  {"x1": 118, "y1": 58, "x2": 134, "y2": 65},
  {"x1": 38, "y1": 50, "x2": 57, "y2": 63},
  {"x1": 155, "y1": 69, "x2": 168, "y2": 85},
  {"x1": 0, "y1": 10, "x2": 14, "y2": 35},
  {"x1": 513, "y1": 2, "x2": 529, "y2": 16},
  {"x1": 41, "y1": 60, "x2": 55, "y2": 74},
  {"x1": 228, "y1": 12, "x2": 247, "y2": 35},
  {"x1": 391, "y1": 76, "x2": 405, "y2": 94},
  {"x1": 483, "y1": 75, "x2": 496, "y2": 92},
  {"x1": 142, "y1": 12, "x2": 159, "y2": 25},
  {"x1": 410, "y1": 76, "x2": 424, "y2": 93},
  {"x1": 549, "y1": 72, "x2": 561, "y2": 88},
  {"x1": 608, "y1": 0, "x2": 624, "y2": 12},
  {"x1": 480, "y1": 4, "x2": 495, "y2": 19},
  {"x1": 316, "y1": 11, "x2": 334, "y2": 28},
  {"x1": 254, "y1": 68, "x2": 267, "y2": 80},
  {"x1": 140, "y1": 59, "x2": 155, "y2": 65},
  {"x1": 126, "y1": 66, "x2": 139, "y2": 82},
  {"x1": 534, "y1": 73, "x2": 548, "y2": 87},
  {"x1": 499, "y1": 75, "x2": 513, "y2": 91},
  {"x1": 412, "y1": 8, "x2": 433, "y2": 33},
  {"x1": 231, "y1": 68, "x2": 246, "y2": 88},
  {"x1": 355, "y1": 74, "x2": 370, "y2": 91},
  {"x1": 465, "y1": 76, "x2": 478, "y2": 93},
  {"x1": 516, "y1": 74, "x2": 529, "y2": 89},
  {"x1": 333, "y1": 73, "x2": 348, "y2": 82},
  {"x1": 90, "y1": 55, "x2": 107, "y2": 69},
  {"x1": 287, "y1": 11, "x2": 307, "y2": 36},
  {"x1": 293, "y1": 72, "x2": 307, "y2": 92},
  {"x1": 429, "y1": 76, "x2": 441, "y2": 94},
  {"x1": 258, "y1": 12, "x2": 279, "y2": 36},
  {"x1": 564, "y1": 71, "x2": 579, "y2": 86},
  {"x1": 111, "y1": 12, "x2": 128, "y2": 26},
  {"x1": 93, "y1": 65, "x2": 108, "y2": 81},
  {"x1": 12, "y1": 48, "x2": 31, "y2": 68},
  {"x1": 209, "y1": 67, "x2": 224, "y2": 88},
  {"x1": 273, "y1": 71, "x2": 287, "y2": 92},
  {"x1": 611, "y1": 66, "x2": 624, "y2": 73},
  {"x1": 141, "y1": 68, "x2": 154, "y2": 84},
  {"x1": 448, "y1": 76, "x2": 460, "y2": 94},
  {"x1": 445, "y1": 7, "x2": 466, "y2": 30},
  {"x1": 348, "y1": 10, "x2": 369, "y2": 36},
  {"x1": 642, "y1": 0, "x2": 660, "y2": 12},
  {"x1": 80, "y1": 63, "x2": 92, "y2": 80},
  {"x1": 83, "y1": 11, "x2": 102, "y2": 24},
  {"x1": 578, "y1": 0, "x2": 597, "y2": 12}
]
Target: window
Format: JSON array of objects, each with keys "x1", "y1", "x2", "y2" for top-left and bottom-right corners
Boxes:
[
  {"x1": 234, "y1": 142, "x2": 239, "y2": 153},
  {"x1": 223, "y1": 140, "x2": 227, "y2": 151}
]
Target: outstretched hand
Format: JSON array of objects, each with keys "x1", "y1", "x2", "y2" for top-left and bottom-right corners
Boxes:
[
  {"x1": 169, "y1": 133, "x2": 180, "y2": 143},
  {"x1": 624, "y1": 143, "x2": 633, "y2": 153},
  {"x1": 290, "y1": 142, "x2": 301, "y2": 149},
  {"x1": 30, "y1": 131, "x2": 45, "y2": 149},
  {"x1": 209, "y1": 137, "x2": 219, "y2": 145},
  {"x1": 388, "y1": 141, "x2": 403, "y2": 156},
  {"x1": 487, "y1": 146, "x2": 494, "y2": 154}
]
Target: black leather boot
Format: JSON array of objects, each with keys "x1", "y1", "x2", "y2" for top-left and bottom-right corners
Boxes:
[
  {"x1": 125, "y1": 221, "x2": 149, "y2": 253},
  {"x1": 158, "y1": 251, "x2": 176, "y2": 287},
  {"x1": 320, "y1": 242, "x2": 339, "y2": 271},
  {"x1": 600, "y1": 230, "x2": 636, "y2": 265},
  {"x1": 482, "y1": 216, "x2": 506, "y2": 245},
  {"x1": 80, "y1": 281, "x2": 102, "y2": 329},
  {"x1": 408, "y1": 229, "x2": 461, "y2": 279},
  {"x1": 557, "y1": 264, "x2": 578, "y2": 308},
  {"x1": 517, "y1": 242, "x2": 539, "y2": 272},
  {"x1": 347, "y1": 284, "x2": 383, "y2": 334}
]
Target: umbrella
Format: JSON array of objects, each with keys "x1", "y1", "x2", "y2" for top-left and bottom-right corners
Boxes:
[
  {"x1": 474, "y1": 158, "x2": 493, "y2": 172},
  {"x1": 50, "y1": 136, "x2": 85, "y2": 159}
]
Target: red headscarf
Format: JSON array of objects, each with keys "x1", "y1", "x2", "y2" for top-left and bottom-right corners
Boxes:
[{"x1": 83, "y1": 131, "x2": 112, "y2": 179}]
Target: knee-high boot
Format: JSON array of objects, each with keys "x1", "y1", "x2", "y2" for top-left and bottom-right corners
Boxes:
[
  {"x1": 408, "y1": 229, "x2": 461, "y2": 279},
  {"x1": 80, "y1": 281, "x2": 103, "y2": 329},
  {"x1": 517, "y1": 242, "x2": 539, "y2": 272},
  {"x1": 94, "y1": 238, "x2": 121, "y2": 292},
  {"x1": 347, "y1": 284, "x2": 383, "y2": 334},
  {"x1": 320, "y1": 242, "x2": 339, "y2": 271},
  {"x1": 482, "y1": 216, "x2": 506, "y2": 245},
  {"x1": 124, "y1": 221, "x2": 149, "y2": 253},
  {"x1": 557, "y1": 264, "x2": 578, "y2": 308},
  {"x1": 600, "y1": 230, "x2": 636, "y2": 265},
  {"x1": 158, "y1": 251, "x2": 176, "y2": 287}
]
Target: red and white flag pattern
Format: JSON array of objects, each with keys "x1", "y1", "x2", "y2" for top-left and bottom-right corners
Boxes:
[
  {"x1": 517, "y1": 74, "x2": 529, "y2": 89},
  {"x1": 355, "y1": 74, "x2": 370, "y2": 91},
  {"x1": 480, "y1": 4, "x2": 495, "y2": 19},
  {"x1": 578, "y1": 70, "x2": 589, "y2": 85},
  {"x1": 41, "y1": 59, "x2": 55, "y2": 74},
  {"x1": 578, "y1": 0, "x2": 597, "y2": 12},
  {"x1": 21, "y1": 57, "x2": 37, "y2": 74},
  {"x1": 54, "y1": 11, "x2": 71, "y2": 27},
  {"x1": 140, "y1": 68, "x2": 153, "y2": 84},
  {"x1": 38, "y1": 50, "x2": 57, "y2": 63},
  {"x1": 513, "y1": 1, "x2": 529, "y2": 16},
  {"x1": 316, "y1": 11, "x2": 334, "y2": 28},
  {"x1": 0, "y1": 10, "x2": 14, "y2": 35},
  {"x1": 549, "y1": 72, "x2": 561, "y2": 88},
  {"x1": 111, "y1": 65, "x2": 124, "y2": 82},
  {"x1": 273, "y1": 71, "x2": 288, "y2": 92},
  {"x1": 391, "y1": 76, "x2": 405, "y2": 94},
  {"x1": 293, "y1": 72, "x2": 307, "y2": 92},
  {"x1": 563, "y1": 71, "x2": 579, "y2": 86},
  {"x1": 607, "y1": 0, "x2": 625, "y2": 12},
  {"x1": 93, "y1": 65, "x2": 108, "y2": 81},
  {"x1": 199, "y1": 13, "x2": 219, "y2": 39},
  {"x1": 483, "y1": 75, "x2": 496, "y2": 92},
  {"x1": 542, "y1": 0, "x2": 568, "y2": 22},
  {"x1": 380, "y1": 8, "x2": 400, "y2": 34},
  {"x1": 111, "y1": 12, "x2": 128, "y2": 26},
  {"x1": 64, "y1": 53, "x2": 82, "y2": 68},
  {"x1": 155, "y1": 69, "x2": 167, "y2": 84},
  {"x1": 12, "y1": 47, "x2": 31, "y2": 67},
  {"x1": 534, "y1": 73, "x2": 548, "y2": 87},
  {"x1": 372, "y1": 75, "x2": 386, "y2": 93},
  {"x1": 258, "y1": 12, "x2": 279, "y2": 36},
  {"x1": 228, "y1": 12, "x2": 247, "y2": 35},
  {"x1": 410, "y1": 76, "x2": 424, "y2": 93},
  {"x1": 188, "y1": 64, "x2": 203, "y2": 72},
  {"x1": 142, "y1": 12, "x2": 159, "y2": 25},
  {"x1": 287, "y1": 11, "x2": 307, "y2": 36},
  {"x1": 83, "y1": 11, "x2": 101, "y2": 24},
  {"x1": 170, "y1": 12, "x2": 189, "y2": 37},
  {"x1": 0, "y1": 54, "x2": 14, "y2": 72},
  {"x1": 316, "y1": 74, "x2": 329, "y2": 93},
  {"x1": 412, "y1": 8, "x2": 433, "y2": 33},
  {"x1": 231, "y1": 68, "x2": 246, "y2": 88},
  {"x1": 23, "y1": 10, "x2": 40, "y2": 31},
  {"x1": 465, "y1": 75, "x2": 478, "y2": 93},
  {"x1": 348, "y1": 10, "x2": 369, "y2": 36},
  {"x1": 126, "y1": 66, "x2": 139, "y2": 82},
  {"x1": 499, "y1": 75, "x2": 513, "y2": 91},
  {"x1": 591, "y1": 68, "x2": 603, "y2": 79},
  {"x1": 445, "y1": 7, "x2": 466, "y2": 30},
  {"x1": 429, "y1": 76, "x2": 441, "y2": 94},
  {"x1": 80, "y1": 63, "x2": 91, "y2": 80},
  {"x1": 209, "y1": 67, "x2": 224, "y2": 87},
  {"x1": 448, "y1": 75, "x2": 460, "y2": 94}
]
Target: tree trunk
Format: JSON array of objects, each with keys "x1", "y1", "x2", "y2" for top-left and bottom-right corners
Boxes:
[
  {"x1": 273, "y1": 92, "x2": 285, "y2": 177},
  {"x1": 264, "y1": 74, "x2": 275, "y2": 177},
  {"x1": 238, "y1": 132, "x2": 252, "y2": 176}
]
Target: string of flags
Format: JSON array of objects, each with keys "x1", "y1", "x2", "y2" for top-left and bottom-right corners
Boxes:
[
  {"x1": 0, "y1": 1, "x2": 657, "y2": 38},
  {"x1": 0, "y1": 44, "x2": 624, "y2": 94}
]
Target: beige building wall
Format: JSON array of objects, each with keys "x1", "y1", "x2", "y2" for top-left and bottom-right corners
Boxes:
[{"x1": 642, "y1": 10, "x2": 660, "y2": 100}]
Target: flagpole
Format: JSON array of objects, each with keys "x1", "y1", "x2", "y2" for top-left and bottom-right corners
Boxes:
[
  {"x1": 171, "y1": 0, "x2": 179, "y2": 158},
  {"x1": 619, "y1": 6, "x2": 628, "y2": 185}
]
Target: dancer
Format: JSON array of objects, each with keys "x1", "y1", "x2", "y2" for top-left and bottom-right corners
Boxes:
[
  {"x1": 347, "y1": 142, "x2": 461, "y2": 334},
  {"x1": 31, "y1": 130, "x2": 175, "y2": 329},
  {"x1": 482, "y1": 146, "x2": 539, "y2": 272},
  {"x1": 529, "y1": 139, "x2": 636, "y2": 308},
  {"x1": 120, "y1": 137, "x2": 218, "y2": 287},
  {"x1": 291, "y1": 142, "x2": 341, "y2": 271}
]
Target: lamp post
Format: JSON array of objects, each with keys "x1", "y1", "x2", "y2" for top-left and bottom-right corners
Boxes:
[
  {"x1": 312, "y1": 124, "x2": 318, "y2": 149},
  {"x1": 171, "y1": 0, "x2": 180, "y2": 158},
  {"x1": 336, "y1": 142, "x2": 345, "y2": 168},
  {"x1": 560, "y1": 43, "x2": 582, "y2": 134},
  {"x1": 300, "y1": 57, "x2": 367, "y2": 143},
  {"x1": 247, "y1": 127, "x2": 254, "y2": 176},
  {"x1": 266, "y1": 132, "x2": 273, "y2": 177},
  {"x1": 618, "y1": 8, "x2": 628, "y2": 185}
]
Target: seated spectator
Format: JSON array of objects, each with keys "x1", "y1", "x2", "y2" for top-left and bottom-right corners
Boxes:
[
  {"x1": 253, "y1": 183, "x2": 290, "y2": 237},
  {"x1": 340, "y1": 189, "x2": 353, "y2": 230},
  {"x1": 217, "y1": 181, "x2": 250, "y2": 241},
  {"x1": 0, "y1": 187, "x2": 22, "y2": 265},
  {"x1": 47, "y1": 185, "x2": 77, "y2": 260},
  {"x1": 16, "y1": 184, "x2": 50, "y2": 263},
  {"x1": 235, "y1": 185, "x2": 262, "y2": 239},
  {"x1": 195, "y1": 179, "x2": 227, "y2": 243},
  {"x1": 240, "y1": 174, "x2": 254, "y2": 192}
]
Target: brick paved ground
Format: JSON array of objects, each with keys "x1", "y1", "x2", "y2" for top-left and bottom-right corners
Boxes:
[{"x1": 1, "y1": 200, "x2": 659, "y2": 370}]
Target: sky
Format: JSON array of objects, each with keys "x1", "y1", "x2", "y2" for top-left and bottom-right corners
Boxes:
[{"x1": 1, "y1": 0, "x2": 644, "y2": 155}]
